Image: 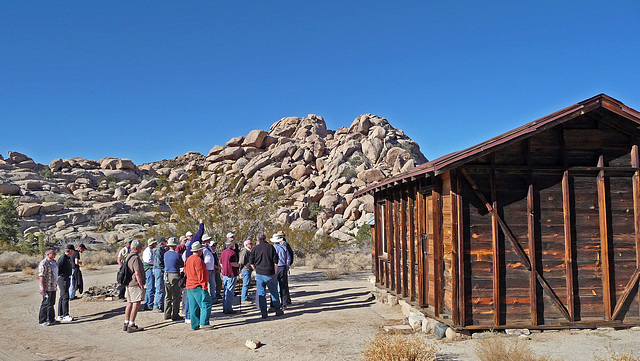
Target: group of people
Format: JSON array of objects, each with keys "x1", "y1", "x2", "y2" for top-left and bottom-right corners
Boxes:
[
  {"x1": 37, "y1": 243, "x2": 86, "y2": 326},
  {"x1": 116, "y1": 221, "x2": 295, "y2": 332}
]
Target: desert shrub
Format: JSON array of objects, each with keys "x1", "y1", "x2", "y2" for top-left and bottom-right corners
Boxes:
[
  {"x1": 475, "y1": 336, "x2": 553, "y2": 361},
  {"x1": 0, "y1": 196, "x2": 20, "y2": 246},
  {"x1": 91, "y1": 208, "x2": 114, "y2": 231},
  {"x1": 155, "y1": 176, "x2": 170, "y2": 191},
  {"x1": 362, "y1": 334, "x2": 438, "y2": 361},
  {"x1": 325, "y1": 269, "x2": 339, "y2": 280},
  {"x1": 347, "y1": 155, "x2": 362, "y2": 167},
  {"x1": 132, "y1": 192, "x2": 155, "y2": 202},
  {"x1": 22, "y1": 266, "x2": 34, "y2": 275},
  {"x1": 98, "y1": 175, "x2": 119, "y2": 190},
  {"x1": 63, "y1": 198, "x2": 77, "y2": 208},
  {"x1": 340, "y1": 167, "x2": 358, "y2": 180},
  {"x1": 280, "y1": 228, "x2": 340, "y2": 257},
  {"x1": 38, "y1": 166, "x2": 54, "y2": 179},
  {"x1": 0, "y1": 252, "x2": 40, "y2": 272},
  {"x1": 83, "y1": 250, "x2": 117, "y2": 267},
  {"x1": 343, "y1": 252, "x2": 371, "y2": 272},
  {"x1": 125, "y1": 211, "x2": 150, "y2": 225},
  {"x1": 594, "y1": 346, "x2": 640, "y2": 361},
  {"x1": 355, "y1": 224, "x2": 371, "y2": 247},
  {"x1": 308, "y1": 201, "x2": 324, "y2": 222},
  {"x1": 44, "y1": 194, "x2": 65, "y2": 203}
]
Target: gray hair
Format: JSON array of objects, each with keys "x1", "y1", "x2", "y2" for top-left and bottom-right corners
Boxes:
[{"x1": 256, "y1": 232, "x2": 266, "y2": 243}]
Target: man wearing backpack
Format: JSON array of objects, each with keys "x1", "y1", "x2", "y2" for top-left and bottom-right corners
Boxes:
[{"x1": 123, "y1": 239, "x2": 145, "y2": 333}]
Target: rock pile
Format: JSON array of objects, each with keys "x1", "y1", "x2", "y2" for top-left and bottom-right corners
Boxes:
[{"x1": 0, "y1": 113, "x2": 426, "y2": 246}]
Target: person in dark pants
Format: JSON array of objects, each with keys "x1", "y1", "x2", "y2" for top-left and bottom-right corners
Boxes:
[
  {"x1": 271, "y1": 233, "x2": 292, "y2": 308},
  {"x1": 57, "y1": 245, "x2": 75, "y2": 322},
  {"x1": 249, "y1": 232, "x2": 283, "y2": 319},
  {"x1": 38, "y1": 248, "x2": 58, "y2": 326}
]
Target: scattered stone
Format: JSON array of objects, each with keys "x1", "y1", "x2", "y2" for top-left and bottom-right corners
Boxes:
[
  {"x1": 245, "y1": 339, "x2": 262, "y2": 350},
  {"x1": 433, "y1": 322, "x2": 448, "y2": 339},
  {"x1": 382, "y1": 324, "x2": 413, "y2": 334},
  {"x1": 505, "y1": 328, "x2": 531, "y2": 336}
]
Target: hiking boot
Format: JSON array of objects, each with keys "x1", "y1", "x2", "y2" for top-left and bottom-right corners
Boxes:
[
  {"x1": 275, "y1": 310, "x2": 284, "y2": 317},
  {"x1": 223, "y1": 309, "x2": 237, "y2": 314},
  {"x1": 127, "y1": 324, "x2": 143, "y2": 333},
  {"x1": 123, "y1": 323, "x2": 128, "y2": 331},
  {"x1": 200, "y1": 324, "x2": 215, "y2": 330}
]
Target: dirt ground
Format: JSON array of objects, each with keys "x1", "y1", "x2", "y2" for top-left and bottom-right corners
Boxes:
[{"x1": 1, "y1": 265, "x2": 640, "y2": 361}]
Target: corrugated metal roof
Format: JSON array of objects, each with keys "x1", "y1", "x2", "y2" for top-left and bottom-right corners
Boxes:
[{"x1": 355, "y1": 94, "x2": 640, "y2": 196}]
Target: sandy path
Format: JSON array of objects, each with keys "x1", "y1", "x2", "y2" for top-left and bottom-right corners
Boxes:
[{"x1": 0, "y1": 266, "x2": 402, "y2": 361}]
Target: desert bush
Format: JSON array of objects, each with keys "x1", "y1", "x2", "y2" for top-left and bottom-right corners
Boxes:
[
  {"x1": 340, "y1": 167, "x2": 358, "y2": 180},
  {"x1": 43, "y1": 194, "x2": 65, "y2": 204},
  {"x1": 594, "y1": 346, "x2": 640, "y2": 361},
  {"x1": 0, "y1": 196, "x2": 20, "y2": 246},
  {"x1": 0, "y1": 252, "x2": 40, "y2": 272},
  {"x1": 37, "y1": 166, "x2": 54, "y2": 179},
  {"x1": 132, "y1": 192, "x2": 155, "y2": 202},
  {"x1": 474, "y1": 336, "x2": 553, "y2": 361},
  {"x1": 362, "y1": 333, "x2": 438, "y2": 361},
  {"x1": 325, "y1": 269, "x2": 339, "y2": 280},
  {"x1": 22, "y1": 266, "x2": 35, "y2": 275},
  {"x1": 155, "y1": 176, "x2": 170, "y2": 191},
  {"x1": 355, "y1": 224, "x2": 371, "y2": 247},
  {"x1": 63, "y1": 198, "x2": 77, "y2": 208},
  {"x1": 280, "y1": 228, "x2": 340, "y2": 257},
  {"x1": 125, "y1": 211, "x2": 150, "y2": 225},
  {"x1": 82, "y1": 250, "x2": 117, "y2": 267},
  {"x1": 308, "y1": 202, "x2": 324, "y2": 222},
  {"x1": 347, "y1": 155, "x2": 362, "y2": 167}
]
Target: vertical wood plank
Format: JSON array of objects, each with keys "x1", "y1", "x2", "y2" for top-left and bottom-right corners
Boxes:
[
  {"x1": 373, "y1": 197, "x2": 380, "y2": 284},
  {"x1": 490, "y1": 167, "x2": 500, "y2": 326},
  {"x1": 457, "y1": 174, "x2": 466, "y2": 326},
  {"x1": 527, "y1": 183, "x2": 538, "y2": 325},
  {"x1": 432, "y1": 186, "x2": 443, "y2": 315},
  {"x1": 417, "y1": 189, "x2": 425, "y2": 308},
  {"x1": 631, "y1": 145, "x2": 640, "y2": 316},
  {"x1": 401, "y1": 190, "x2": 408, "y2": 297},
  {"x1": 409, "y1": 185, "x2": 416, "y2": 301},
  {"x1": 597, "y1": 155, "x2": 612, "y2": 321},
  {"x1": 386, "y1": 198, "x2": 393, "y2": 289},
  {"x1": 395, "y1": 191, "x2": 402, "y2": 295},
  {"x1": 450, "y1": 172, "x2": 460, "y2": 325},
  {"x1": 562, "y1": 170, "x2": 575, "y2": 321}
]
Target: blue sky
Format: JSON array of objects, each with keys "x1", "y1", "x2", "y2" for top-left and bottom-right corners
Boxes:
[{"x1": 2, "y1": 1, "x2": 640, "y2": 166}]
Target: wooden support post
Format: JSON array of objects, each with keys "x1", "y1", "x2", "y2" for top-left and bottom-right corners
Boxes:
[
  {"x1": 417, "y1": 191, "x2": 425, "y2": 308},
  {"x1": 612, "y1": 268, "x2": 640, "y2": 320},
  {"x1": 562, "y1": 171, "x2": 575, "y2": 321},
  {"x1": 400, "y1": 192, "x2": 407, "y2": 297},
  {"x1": 386, "y1": 198, "x2": 393, "y2": 289},
  {"x1": 597, "y1": 155, "x2": 612, "y2": 321},
  {"x1": 527, "y1": 183, "x2": 538, "y2": 325},
  {"x1": 451, "y1": 173, "x2": 460, "y2": 325},
  {"x1": 457, "y1": 175, "x2": 466, "y2": 326},
  {"x1": 395, "y1": 192, "x2": 402, "y2": 295},
  {"x1": 490, "y1": 167, "x2": 500, "y2": 326},
  {"x1": 374, "y1": 199, "x2": 380, "y2": 284},
  {"x1": 632, "y1": 145, "x2": 640, "y2": 316},
  {"x1": 409, "y1": 186, "x2": 416, "y2": 301},
  {"x1": 432, "y1": 186, "x2": 443, "y2": 315}
]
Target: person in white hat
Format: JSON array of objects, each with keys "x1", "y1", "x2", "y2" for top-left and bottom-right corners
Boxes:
[
  {"x1": 142, "y1": 238, "x2": 158, "y2": 310},
  {"x1": 201, "y1": 234, "x2": 218, "y2": 304},
  {"x1": 163, "y1": 237, "x2": 184, "y2": 321},
  {"x1": 184, "y1": 241, "x2": 213, "y2": 330}
]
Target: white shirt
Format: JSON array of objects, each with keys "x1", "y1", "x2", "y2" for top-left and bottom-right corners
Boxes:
[
  {"x1": 203, "y1": 247, "x2": 215, "y2": 271},
  {"x1": 142, "y1": 247, "x2": 154, "y2": 264}
]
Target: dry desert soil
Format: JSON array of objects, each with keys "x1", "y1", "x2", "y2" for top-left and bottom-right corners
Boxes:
[{"x1": 1, "y1": 265, "x2": 640, "y2": 361}]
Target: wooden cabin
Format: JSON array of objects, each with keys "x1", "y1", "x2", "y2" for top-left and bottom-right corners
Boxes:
[{"x1": 357, "y1": 94, "x2": 640, "y2": 330}]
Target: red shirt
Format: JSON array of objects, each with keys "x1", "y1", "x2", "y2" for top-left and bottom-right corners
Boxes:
[
  {"x1": 185, "y1": 254, "x2": 208, "y2": 290},
  {"x1": 220, "y1": 248, "x2": 239, "y2": 277}
]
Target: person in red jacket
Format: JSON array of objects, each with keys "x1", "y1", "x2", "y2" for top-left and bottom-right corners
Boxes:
[{"x1": 185, "y1": 241, "x2": 213, "y2": 331}]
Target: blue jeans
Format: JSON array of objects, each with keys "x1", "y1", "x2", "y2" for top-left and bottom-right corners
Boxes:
[
  {"x1": 222, "y1": 276, "x2": 237, "y2": 311},
  {"x1": 69, "y1": 269, "x2": 77, "y2": 298},
  {"x1": 256, "y1": 274, "x2": 281, "y2": 316},
  {"x1": 144, "y1": 268, "x2": 155, "y2": 308},
  {"x1": 153, "y1": 269, "x2": 164, "y2": 309},
  {"x1": 207, "y1": 270, "x2": 217, "y2": 303},
  {"x1": 241, "y1": 269, "x2": 251, "y2": 302},
  {"x1": 187, "y1": 286, "x2": 212, "y2": 330}
]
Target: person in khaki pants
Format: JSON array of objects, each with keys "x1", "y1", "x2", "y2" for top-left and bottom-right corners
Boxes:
[{"x1": 163, "y1": 237, "x2": 184, "y2": 321}]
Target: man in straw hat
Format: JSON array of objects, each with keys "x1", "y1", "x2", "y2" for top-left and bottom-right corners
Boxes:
[
  {"x1": 185, "y1": 241, "x2": 214, "y2": 330},
  {"x1": 142, "y1": 237, "x2": 158, "y2": 310},
  {"x1": 249, "y1": 232, "x2": 284, "y2": 319},
  {"x1": 163, "y1": 237, "x2": 184, "y2": 321}
]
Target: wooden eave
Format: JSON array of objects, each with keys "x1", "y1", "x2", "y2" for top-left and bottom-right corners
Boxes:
[{"x1": 355, "y1": 93, "x2": 640, "y2": 197}]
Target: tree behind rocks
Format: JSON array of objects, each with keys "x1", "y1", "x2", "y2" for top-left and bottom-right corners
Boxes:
[{"x1": 0, "y1": 196, "x2": 20, "y2": 246}]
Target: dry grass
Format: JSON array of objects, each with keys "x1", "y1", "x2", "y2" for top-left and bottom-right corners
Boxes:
[
  {"x1": 474, "y1": 336, "x2": 554, "y2": 361},
  {"x1": 325, "y1": 269, "x2": 340, "y2": 280},
  {"x1": 0, "y1": 252, "x2": 40, "y2": 272},
  {"x1": 21, "y1": 267, "x2": 35, "y2": 275},
  {"x1": 594, "y1": 346, "x2": 640, "y2": 361},
  {"x1": 362, "y1": 333, "x2": 438, "y2": 361},
  {"x1": 82, "y1": 250, "x2": 117, "y2": 267}
]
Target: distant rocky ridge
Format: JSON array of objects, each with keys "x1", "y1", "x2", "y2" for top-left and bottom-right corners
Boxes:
[{"x1": 0, "y1": 114, "x2": 427, "y2": 248}]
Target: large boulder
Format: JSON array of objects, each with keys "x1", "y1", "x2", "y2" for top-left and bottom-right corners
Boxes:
[
  {"x1": 18, "y1": 203, "x2": 41, "y2": 217},
  {"x1": 0, "y1": 180, "x2": 20, "y2": 195},
  {"x1": 242, "y1": 130, "x2": 268, "y2": 149},
  {"x1": 7, "y1": 151, "x2": 29, "y2": 163}
]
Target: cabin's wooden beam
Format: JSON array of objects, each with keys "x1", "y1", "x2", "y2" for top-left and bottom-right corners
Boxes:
[
  {"x1": 490, "y1": 167, "x2": 500, "y2": 326},
  {"x1": 374, "y1": 199, "x2": 380, "y2": 284},
  {"x1": 394, "y1": 192, "x2": 401, "y2": 294},
  {"x1": 632, "y1": 145, "x2": 640, "y2": 316},
  {"x1": 451, "y1": 172, "x2": 460, "y2": 325},
  {"x1": 597, "y1": 155, "x2": 612, "y2": 321},
  {"x1": 401, "y1": 191, "x2": 408, "y2": 297},
  {"x1": 417, "y1": 191, "x2": 425, "y2": 308},
  {"x1": 460, "y1": 168, "x2": 572, "y2": 322},
  {"x1": 562, "y1": 171, "x2": 575, "y2": 321},
  {"x1": 409, "y1": 186, "x2": 416, "y2": 301},
  {"x1": 432, "y1": 185, "x2": 443, "y2": 315},
  {"x1": 386, "y1": 198, "x2": 393, "y2": 289},
  {"x1": 457, "y1": 175, "x2": 466, "y2": 326},
  {"x1": 527, "y1": 183, "x2": 538, "y2": 325}
]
